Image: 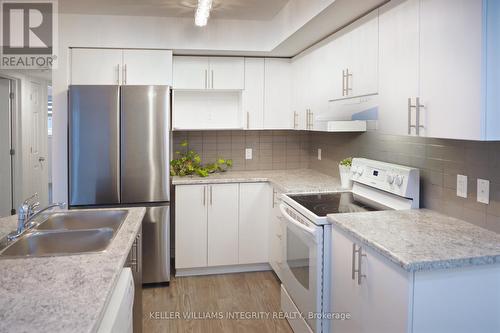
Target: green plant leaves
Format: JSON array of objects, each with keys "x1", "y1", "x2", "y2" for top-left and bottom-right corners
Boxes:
[{"x1": 170, "y1": 140, "x2": 233, "y2": 177}]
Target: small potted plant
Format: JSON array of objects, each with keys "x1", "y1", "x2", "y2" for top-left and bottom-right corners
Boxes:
[{"x1": 339, "y1": 157, "x2": 353, "y2": 189}]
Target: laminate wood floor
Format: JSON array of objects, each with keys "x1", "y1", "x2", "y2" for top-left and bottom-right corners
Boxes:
[{"x1": 142, "y1": 271, "x2": 293, "y2": 333}]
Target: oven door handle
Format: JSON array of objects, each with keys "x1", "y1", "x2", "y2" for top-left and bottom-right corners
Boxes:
[{"x1": 279, "y1": 204, "x2": 319, "y2": 240}]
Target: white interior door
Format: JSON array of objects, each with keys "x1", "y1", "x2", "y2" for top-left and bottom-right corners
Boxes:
[
  {"x1": 28, "y1": 81, "x2": 49, "y2": 206},
  {"x1": 0, "y1": 78, "x2": 12, "y2": 217}
]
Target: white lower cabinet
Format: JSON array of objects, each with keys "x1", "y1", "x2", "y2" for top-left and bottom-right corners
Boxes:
[
  {"x1": 268, "y1": 187, "x2": 284, "y2": 279},
  {"x1": 331, "y1": 227, "x2": 500, "y2": 333},
  {"x1": 239, "y1": 183, "x2": 271, "y2": 264},
  {"x1": 175, "y1": 182, "x2": 271, "y2": 273},
  {"x1": 208, "y1": 184, "x2": 239, "y2": 266},
  {"x1": 175, "y1": 185, "x2": 208, "y2": 269}
]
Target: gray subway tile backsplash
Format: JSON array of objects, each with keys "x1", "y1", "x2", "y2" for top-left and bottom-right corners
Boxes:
[{"x1": 173, "y1": 130, "x2": 500, "y2": 234}]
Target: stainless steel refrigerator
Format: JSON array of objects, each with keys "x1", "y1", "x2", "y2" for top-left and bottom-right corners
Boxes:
[{"x1": 68, "y1": 85, "x2": 171, "y2": 286}]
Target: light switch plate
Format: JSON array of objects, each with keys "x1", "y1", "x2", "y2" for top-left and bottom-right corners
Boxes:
[
  {"x1": 457, "y1": 175, "x2": 467, "y2": 198},
  {"x1": 245, "y1": 148, "x2": 252, "y2": 160},
  {"x1": 477, "y1": 179, "x2": 490, "y2": 204},
  {"x1": 318, "y1": 148, "x2": 322, "y2": 161}
]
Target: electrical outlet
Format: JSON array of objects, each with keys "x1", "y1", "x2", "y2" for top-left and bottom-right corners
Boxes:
[
  {"x1": 245, "y1": 148, "x2": 252, "y2": 160},
  {"x1": 456, "y1": 175, "x2": 467, "y2": 198},
  {"x1": 318, "y1": 148, "x2": 322, "y2": 161},
  {"x1": 477, "y1": 179, "x2": 490, "y2": 204}
]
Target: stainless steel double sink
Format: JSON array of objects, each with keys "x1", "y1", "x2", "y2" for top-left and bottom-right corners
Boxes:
[{"x1": 0, "y1": 210, "x2": 128, "y2": 258}]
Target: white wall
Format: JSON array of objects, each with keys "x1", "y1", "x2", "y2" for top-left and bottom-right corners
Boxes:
[{"x1": 51, "y1": 0, "x2": 335, "y2": 203}]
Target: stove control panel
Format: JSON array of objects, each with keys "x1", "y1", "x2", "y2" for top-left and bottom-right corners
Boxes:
[{"x1": 350, "y1": 158, "x2": 420, "y2": 202}]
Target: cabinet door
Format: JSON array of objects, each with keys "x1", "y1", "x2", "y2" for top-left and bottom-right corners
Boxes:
[
  {"x1": 242, "y1": 58, "x2": 265, "y2": 129},
  {"x1": 291, "y1": 54, "x2": 310, "y2": 130},
  {"x1": 329, "y1": 32, "x2": 351, "y2": 101},
  {"x1": 207, "y1": 184, "x2": 239, "y2": 266},
  {"x1": 360, "y1": 243, "x2": 411, "y2": 333},
  {"x1": 173, "y1": 56, "x2": 209, "y2": 89},
  {"x1": 419, "y1": 0, "x2": 482, "y2": 140},
  {"x1": 122, "y1": 49, "x2": 173, "y2": 85},
  {"x1": 264, "y1": 58, "x2": 293, "y2": 129},
  {"x1": 175, "y1": 185, "x2": 208, "y2": 269},
  {"x1": 331, "y1": 228, "x2": 362, "y2": 333},
  {"x1": 239, "y1": 183, "x2": 271, "y2": 264},
  {"x1": 209, "y1": 57, "x2": 245, "y2": 90},
  {"x1": 350, "y1": 10, "x2": 379, "y2": 97},
  {"x1": 71, "y1": 48, "x2": 123, "y2": 85},
  {"x1": 378, "y1": 0, "x2": 419, "y2": 136},
  {"x1": 269, "y1": 187, "x2": 284, "y2": 279}
]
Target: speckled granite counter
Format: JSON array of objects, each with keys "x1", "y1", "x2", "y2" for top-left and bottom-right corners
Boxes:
[
  {"x1": 328, "y1": 209, "x2": 500, "y2": 272},
  {"x1": 0, "y1": 207, "x2": 146, "y2": 333},
  {"x1": 172, "y1": 169, "x2": 344, "y2": 193}
]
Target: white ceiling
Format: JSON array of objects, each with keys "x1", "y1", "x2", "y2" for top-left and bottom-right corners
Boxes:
[{"x1": 59, "y1": 0, "x2": 290, "y2": 20}]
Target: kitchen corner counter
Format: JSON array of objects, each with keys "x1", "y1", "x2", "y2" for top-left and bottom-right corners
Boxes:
[
  {"x1": 172, "y1": 169, "x2": 344, "y2": 193},
  {"x1": 328, "y1": 209, "x2": 500, "y2": 272},
  {"x1": 0, "y1": 207, "x2": 146, "y2": 333}
]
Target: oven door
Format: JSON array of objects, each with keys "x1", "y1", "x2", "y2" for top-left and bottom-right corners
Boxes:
[{"x1": 279, "y1": 203, "x2": 323, "y2": 332}]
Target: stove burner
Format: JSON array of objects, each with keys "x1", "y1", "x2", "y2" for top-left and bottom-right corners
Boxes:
[{"x1": 288, "y1": 192, "x2": 382, "y2": 217}]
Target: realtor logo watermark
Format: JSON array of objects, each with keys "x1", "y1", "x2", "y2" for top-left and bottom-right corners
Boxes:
[{"x1": 0, "y1": 0, "x2": 57, "y2": 69}]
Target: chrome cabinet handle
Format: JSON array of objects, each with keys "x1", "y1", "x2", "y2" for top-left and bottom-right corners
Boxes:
[
  {"x1": 408, "y1": 98, "x2": 415, "y2": 135},
  {"x1": 210, "y1": 186, "x2": 213, "y2": 206},
  {"x1": 123, "y1": 64, "x2": 127, "y2": 85},
  {"x1": 352, "y1": 244, "x2": 367, "y2": 285},
  {"x1": 310, "y1": 111, "x2": 314, "y2": 130},
  {"x1": 293, "y1": 111, "x2": 298, "y2": 129},
  {"x1": 352, "y1": 243, "x2": 357, "y2": 280},
  {"x1": 211, "y1": 70, "x2": 214, "y2": 89},
  {"x1": 345, "y1": 68, "x2": 352, "y2": 96},
  {"x1": 415, "y1": 97, "x2": 425, "y2": 136},
  {"x1": 116, "y1": 64, "x2": 120, "y2": 85},
  {"x1": 342, "y1": 69, "x2": 346, "y2": 96},
  {"x1": 272, "y1": 189, "x2": 277, "y2": 208},
  {"x1": 204, "y1": 70, "x2": 208, "y2": 89},
  {"x1": 247, "y1": 111, "x2": 250, "y2": 129},
  {"x1": 202, "y1": 186, "x2": 206, "y2": 206}
]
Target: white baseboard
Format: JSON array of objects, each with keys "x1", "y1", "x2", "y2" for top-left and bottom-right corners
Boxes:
[{"x1": 175, "y1": 263, "x2": 271, "y2": 277}]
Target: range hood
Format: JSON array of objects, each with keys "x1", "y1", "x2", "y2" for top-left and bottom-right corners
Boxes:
[{"x1": 312, "y1": 94, "x2": 378, "y2": 132}]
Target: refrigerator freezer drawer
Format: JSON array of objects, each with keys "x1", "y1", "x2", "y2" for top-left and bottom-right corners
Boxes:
[
  {"x1": 142, "y1": 204, "x2": 170, "y2": 284},
  {"x1": 120, "y1": 85, "x2": 170, "y2": 204},
  {"x1": 69, "y1": 85, "x2": 120, "y2": 206}
]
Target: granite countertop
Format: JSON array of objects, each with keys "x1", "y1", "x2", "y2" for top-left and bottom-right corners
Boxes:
[
  {"x1": 328, "y1": 209, "x2": 500, "y2": 272},
  {"x1": 172, "y1": 169, "x2": 344, "y2": 193},
  {"x1": 0, "y1": 207, "x2": 146, "y2": 333}
]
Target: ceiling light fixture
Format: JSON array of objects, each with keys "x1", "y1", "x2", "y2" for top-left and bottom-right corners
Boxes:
[{"x1": 195, "y1": 0, "x2": 213, "y2": 27}]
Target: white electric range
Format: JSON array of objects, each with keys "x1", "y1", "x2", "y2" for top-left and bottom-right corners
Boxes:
[{"x1": 278, "y1": 158, "x2": 420, "y2": 333}]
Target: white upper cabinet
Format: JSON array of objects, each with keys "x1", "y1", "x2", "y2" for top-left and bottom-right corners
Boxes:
[
  {"x1": 71, "y1": 48, "x2": 123, "y2": 85},
  {"x1": 378, "y1": 0, "x2": 420, "y2": 136},
  {"x1": 242, "y1": 58, "x2": 265, "y2": 129},
  {"x1": 209, "y1": 57, "x2": 245, "y2": 90},
  {"x1": 264, "y1": 58, "x2": 293, "y2": 129},
  {"x1": 173, "y1": 56, "x2": 244, "y2": 90},
  {"x1": 172, "y1": 56, "x2": 209, "y2": 89},
  {"x1": 291, "y1": 55, "x2": 310, "y2": 130},
  {"x1": 71, "y1": 48, "x2": 173, "y2": 85},
  {"x1": 350, "y1": 10, "x2": 379, "y2": 98},
  {"x1": 378, "y1": 0, "x2": 500, "y2": 140},
  {"x1": 419, "y1": 0, "x2": 483, "y2": 140},
  {"x1": 328, "y1": 10, "x2": 379, "y2": 101},
  {"x1": 122, "y1": 49, "x2": 172, "y2": 85}
]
